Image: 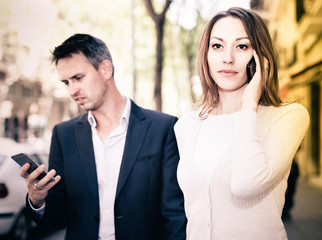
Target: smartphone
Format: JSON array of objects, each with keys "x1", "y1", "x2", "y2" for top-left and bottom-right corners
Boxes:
[
  {"x1": 246, "y1": 57, "x2": 256, "y2": 82},
  {"x1": 11, "y1": 153, "x2": 55, "y2": 182}
]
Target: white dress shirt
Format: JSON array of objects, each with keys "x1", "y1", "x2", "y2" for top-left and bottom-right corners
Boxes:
[{"x1": 88, "y1": 96, "x2": 131, "y2": 240}]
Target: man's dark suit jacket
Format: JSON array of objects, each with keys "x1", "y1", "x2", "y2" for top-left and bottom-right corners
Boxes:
[{"x1": 27, "y1": 100, "x2": 187, "y2": 240}]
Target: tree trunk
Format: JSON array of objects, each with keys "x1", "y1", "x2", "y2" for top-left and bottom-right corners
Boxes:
[
  {"x1": 142, "y1": 0, "x2": 171, "y2": 111},
  {"x1": 154, "y1": 17, "x2": 164, "y2": 111}
]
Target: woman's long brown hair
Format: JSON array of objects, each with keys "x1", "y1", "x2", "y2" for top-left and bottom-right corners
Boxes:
[{"x1": 197, "y1": 7, "x2": 282, "y2": 118}]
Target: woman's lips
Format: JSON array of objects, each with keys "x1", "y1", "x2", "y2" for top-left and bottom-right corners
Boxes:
[{"x1": 219, "y1": 70, "x2": 238, "y2": 77}]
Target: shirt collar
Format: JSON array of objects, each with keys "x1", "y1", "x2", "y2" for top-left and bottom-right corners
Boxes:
[{"x1": 87, "y1": 96, "x2": 131, "y2": 128}]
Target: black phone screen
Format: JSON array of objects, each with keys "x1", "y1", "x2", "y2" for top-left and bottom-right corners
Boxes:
[
  {"x1": 246, "y1": 57, "x2": 256, "y2": 82},
  {"x1": 11, "y1": 153, "x2": 54, "y2": 182}
]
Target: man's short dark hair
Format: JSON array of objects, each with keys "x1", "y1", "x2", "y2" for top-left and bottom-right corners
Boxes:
[{"x1": 51, "y1": 34, "x2": 113, "y2": 70}]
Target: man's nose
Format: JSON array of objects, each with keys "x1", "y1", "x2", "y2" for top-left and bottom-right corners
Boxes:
[{"x1": 68, "y1": 82, "x2": 80, "y2": 97}]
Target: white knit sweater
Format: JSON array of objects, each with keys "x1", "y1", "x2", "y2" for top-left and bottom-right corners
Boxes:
[{"x1": 174, "y1": 103, "x2": 309, "y2": 240}]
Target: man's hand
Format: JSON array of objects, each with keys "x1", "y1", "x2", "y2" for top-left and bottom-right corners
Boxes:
[{"x1": 20, "y1": 163, "x2": 61, "y2": 208}]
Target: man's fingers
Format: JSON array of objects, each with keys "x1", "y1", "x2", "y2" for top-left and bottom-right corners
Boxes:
[
  {"x1": 36, "y1": 169, "x2": 58, "y2": 188},
  {"x1": 29, "y1": 164, "x2": 46, "y2": 180},
  {"x1": 19, "y1": 163, "x2": 30, "y2": 177},
  {"x1": 34, "y1": 174, "x2": 61, "y2": 193}
]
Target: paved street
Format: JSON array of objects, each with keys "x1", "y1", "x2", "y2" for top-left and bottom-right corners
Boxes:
[{"x1": 284, "y1": 178, "x2": 322, "y2": 240}]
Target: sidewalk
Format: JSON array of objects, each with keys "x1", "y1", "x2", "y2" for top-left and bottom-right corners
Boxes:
[{"x1": 284, "y1": 178, "x2": 322, "y2": 240}]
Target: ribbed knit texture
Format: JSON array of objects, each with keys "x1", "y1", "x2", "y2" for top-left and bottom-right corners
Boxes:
[{"x1": 174, "y1": 103, "x2": 309, "y2": 240}]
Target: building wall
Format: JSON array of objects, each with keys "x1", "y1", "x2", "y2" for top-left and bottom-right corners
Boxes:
[
  {"x1": 261, "y1": 0, "x2": 322, "y2": 186},
  {"x1": 0, "y1": 77, "x2": 72, "y2": 143}
]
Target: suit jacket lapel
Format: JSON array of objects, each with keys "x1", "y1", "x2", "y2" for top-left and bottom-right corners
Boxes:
[
  {"x1": 115, "y1": 101, "x2": 150, "y2": 198},
  {"x1": 75, "y1": 114, "x2": 99, "y2": 206}
]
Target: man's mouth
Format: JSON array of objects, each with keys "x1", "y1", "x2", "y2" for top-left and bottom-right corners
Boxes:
[{"x1": 74, "y1": 97, "x2": 86, "y2": 104}]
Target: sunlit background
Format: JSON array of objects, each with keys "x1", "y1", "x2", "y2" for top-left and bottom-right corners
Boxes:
[{"x1": 0, "y1": 0, "x2": 321, "y2": 185}]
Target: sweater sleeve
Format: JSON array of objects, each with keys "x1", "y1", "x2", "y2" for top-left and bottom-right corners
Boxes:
[{"x1": 230, "y1": 103, "x2": 310, "y2": 199}]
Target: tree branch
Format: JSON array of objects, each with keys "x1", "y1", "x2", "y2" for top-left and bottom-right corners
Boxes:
[{"x1": 143, "y1": 0, "x2": 172, "y2": 23}]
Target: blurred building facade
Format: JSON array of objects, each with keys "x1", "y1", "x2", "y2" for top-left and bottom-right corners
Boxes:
[
  {"x1": 252, "y1": 0, "x2": 322, "y2": 186},
  {"x1": 0, "y1": 0, "x2": 83, "y2": 143},
  {"x1": 0, "y1": 72, "x2": 71, "y2": 143},
  {"x1": 0, "y1": 31, "x2": 75, "y2": 143}
]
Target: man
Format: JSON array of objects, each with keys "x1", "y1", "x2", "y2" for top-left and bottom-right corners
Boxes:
[{"x1": 20, "y1": 34, "x2": 186, "y2": 240}]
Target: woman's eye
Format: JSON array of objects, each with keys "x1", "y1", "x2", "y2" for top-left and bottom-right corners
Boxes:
[
  {"x1": 211, "y1": 43, "x2": 222, "y2": 49},
  {"x1": 237, "y1": 44, "x2": 248, "y2": 50}
]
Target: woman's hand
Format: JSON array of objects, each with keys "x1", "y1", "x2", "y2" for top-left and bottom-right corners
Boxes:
[{"x1": 241, "y1": 50, "x2": 269, "y2": 111}]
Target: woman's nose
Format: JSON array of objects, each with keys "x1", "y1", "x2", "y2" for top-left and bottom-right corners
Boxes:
[{"x1": 223, "y1": 49, "x2": 234, "y2": 64}]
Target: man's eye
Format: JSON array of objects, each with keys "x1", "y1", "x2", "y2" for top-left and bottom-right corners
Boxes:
[{"x1": 62, "y1": 80, "x2": 69, "y2": 85}]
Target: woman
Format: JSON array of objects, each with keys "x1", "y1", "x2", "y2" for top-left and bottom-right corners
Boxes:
[{"x1": 174, "y1": 7, "x2": 309, "y2": 240}]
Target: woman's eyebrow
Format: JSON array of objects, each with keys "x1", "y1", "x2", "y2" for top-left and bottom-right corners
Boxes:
[
  {"x1": 210, "y1": 36, "x2": 223, "y2": 41},
  {"x1": 235, "y1": 37, "x2": 249, "y2": 41},
  {"x1": 209, "y1": 36, "x2": 249, "y2": 41}
]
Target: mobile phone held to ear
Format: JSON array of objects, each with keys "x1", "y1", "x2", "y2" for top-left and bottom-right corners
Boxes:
[
  {"x1": 11, "y1": 153, "x2": 55, "y2": 182},
  {"x1": 246, "y1": 57, "x2": 256, "y2": 82}
]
